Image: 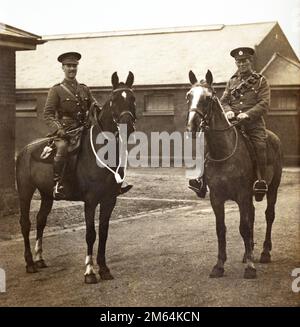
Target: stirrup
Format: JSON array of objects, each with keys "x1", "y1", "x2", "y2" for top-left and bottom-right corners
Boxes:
[
  {"x1": 53, "y1": 182, "x2": 66, "y2": 200},
  {"x1": 253, "y1": 180, "x2": 268, "y2": 202}
]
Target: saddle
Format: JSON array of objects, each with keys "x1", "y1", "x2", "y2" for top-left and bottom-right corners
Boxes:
[{"x1": 31, "y1": 127, "x2": 84, "y2": 164}]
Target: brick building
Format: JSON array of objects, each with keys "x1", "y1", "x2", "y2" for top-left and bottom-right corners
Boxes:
[
  {"x1": 0, "y1": 23, "x2": 45, "y2": 217},
  {"x1": 15, "y1": 22, "x2": 300, "y2": 164}
]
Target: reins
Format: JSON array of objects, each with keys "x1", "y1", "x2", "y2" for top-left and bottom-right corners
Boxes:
[
  {"x1": 189, "y1": 95, "x2": 242, "y2": 163},
  {"x1": 88, "y1": 87, "x2": 135, "y2": 183}
]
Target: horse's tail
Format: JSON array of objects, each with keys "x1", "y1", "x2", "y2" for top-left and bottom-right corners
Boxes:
[
  {"x1": 16, "y1": 146, "x2": 30, "y2": 194},
  {"x1": 266, "y1": 130, "x2": 283, "y2": 184},
  {"x1": 267, "y1": 130, "x2": 282, "y2": 163}
]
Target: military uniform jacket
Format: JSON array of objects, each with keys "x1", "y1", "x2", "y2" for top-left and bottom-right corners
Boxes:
[
  {"x1": 44, "y1": 79, "x2": 94, "y2": 131},
  {"x1": 220, "y1": 71, "x2": 270, "y2": 128}
]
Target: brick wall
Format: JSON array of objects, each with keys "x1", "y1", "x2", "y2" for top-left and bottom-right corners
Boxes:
[
  {"x1": 0, "y1": 48, "x2": 16, "y2": 188},
  {"x1": 0, "y1": 47, "x2": 18, "y2": 217}
]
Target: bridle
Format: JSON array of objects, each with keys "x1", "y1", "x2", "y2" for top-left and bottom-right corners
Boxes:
[
  {"x1": 187, "y1": 87, "x2": 239, "y2": 162},
  {"x1": 110, "y1": 87, "x2": 137, "y2": 128},
  {"x1": 89, "y1": 86, "x2": 137, "y2": 184},
  {"x1": 92, "y1": 87, "x2": 136, "y2": 132}
]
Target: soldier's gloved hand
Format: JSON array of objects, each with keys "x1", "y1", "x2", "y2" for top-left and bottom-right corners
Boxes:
[
  {"x1": 226, "y1": 111, "x2": 235, "y2": 120},
  {"x1": 56, "y1": 127, "x2": 67, "y2": 138},
  {"x1": 237, "y1": 113, "x2": 249, "y2": 120}
]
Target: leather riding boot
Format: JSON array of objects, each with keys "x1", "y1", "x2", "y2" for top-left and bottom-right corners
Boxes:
[
  {"x1": 117, "y1": 182, "x2": 133, "y2": 196},
  {"x1": 53, "y1": 156, "x2": 67, "y2": 200},
  {"x1": 253, "y1": 146, "x2": 268, "y2": 202},
  {"x1": 188, "y1": 176, "x2": 207, "y2": 198}
]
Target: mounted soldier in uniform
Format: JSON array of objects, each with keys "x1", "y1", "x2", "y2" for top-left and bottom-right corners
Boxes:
[
  {"x1": 44, "y1": 52, "x2": 132, "y2": 200},
  {"x1": 189, "y1": 47, "x2": 269, "y2": 201}
]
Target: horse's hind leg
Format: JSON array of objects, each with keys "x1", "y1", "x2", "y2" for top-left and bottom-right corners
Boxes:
[
  {"x1": 260, "y1": 181, "x2": 279, "y2": 263},
  {"x1": 97, "y1": 197, "x2": 117, "y2": 280},
  {"x1": 19, "y1": 185, "x2": 37, "y2": 273},
  {"x1": 34, "y1": 192, "x2": 53, "y2": 268},
  {"x1": 209, "y1": 196, "x2": 226, "y2": 278}
]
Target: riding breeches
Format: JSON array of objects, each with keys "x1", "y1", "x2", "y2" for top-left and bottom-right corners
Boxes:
[{"x1": 244, "y1": 126, "x2": 267, "y2": 180}]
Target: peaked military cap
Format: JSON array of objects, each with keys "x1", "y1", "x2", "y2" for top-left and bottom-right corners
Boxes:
[
  {"x1": 57, "y1": 52, "x2": 81, "y2": 65},
  {"x1": 230, "y1": 47, "x2": 255, "y2": 60}
]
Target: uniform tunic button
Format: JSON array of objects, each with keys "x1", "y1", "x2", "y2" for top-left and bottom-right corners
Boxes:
[
  {"x1": 77, "y1": 103, "x2": 80, "y2": 106},
  {"x1": 240, "y1": 101, "x2": 243, "y2": 104}
]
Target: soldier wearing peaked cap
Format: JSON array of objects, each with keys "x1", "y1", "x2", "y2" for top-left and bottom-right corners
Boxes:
[
  {"x1": 44, "y1": 52, "x2": 133, "y2": 200},
  {"x1": 221, "y1": 46, "x2": 269, "y2": 201},
  {"x1": 44, "y1": 52, "x2": 96, "y2": 200},
  {"x1": 189, "y1": 47, "x2": 269, "y2": 201}
]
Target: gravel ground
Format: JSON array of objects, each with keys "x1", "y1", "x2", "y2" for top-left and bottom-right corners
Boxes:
[{"x1": 0, "y1": 167, "x2": 299, "y2": 306}]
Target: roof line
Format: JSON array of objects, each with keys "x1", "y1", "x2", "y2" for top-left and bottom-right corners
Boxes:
[
  {"x1": 42, "y1": 21, "x2": 276, "y2": 41},
  {"x1": 253, "y1": 21, "x2": 278, "y2": 47},
  {"x1": 260, "y1": 52, "x2": 300, "y2": 74},
  {"x1": 0, "y1": 22, "x2": 41, "y2": 38},
  {"x1": 43, "y1": 24, "x2": 224, "y2": 40}
]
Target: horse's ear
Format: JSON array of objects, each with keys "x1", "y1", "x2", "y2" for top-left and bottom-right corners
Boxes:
[
  {"x1": 126, "y1": 71, "x2": 134, "y2": 88},
  {"x1": 111, "y1": 72, "x2": 119, "y2": 89},
  {"x1": 189, "y1": 70, "x2": 198, "y2": 85},
  {"x1": 205, "y1": 70, "x2": 213, "y2": 86}
]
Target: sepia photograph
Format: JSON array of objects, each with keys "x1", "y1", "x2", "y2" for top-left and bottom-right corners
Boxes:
[{"x1": 0, "y1": 0, "x2": 299, "y2": 311}]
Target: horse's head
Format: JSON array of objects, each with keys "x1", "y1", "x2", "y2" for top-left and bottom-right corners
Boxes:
[
  {"x1": 110, "y1": 71, "x2": 136, "y2": 137},
  {"x1": 91, "y1": 71, "x2": 136, "y2": 138},
  {"x1": 186, "y1": 70, "x2": 215, "y2": 136}
]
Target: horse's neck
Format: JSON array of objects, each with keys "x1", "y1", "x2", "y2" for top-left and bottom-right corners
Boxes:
[
  {"x1": 99, "y1": 103, "x2": 115, "y2": 132},
  {"x1": 80, "y1": 118, "x2": 120, "y2": 172},
  {"x1": 206, "y1": 101, "x2": 236, "y2": 160}
]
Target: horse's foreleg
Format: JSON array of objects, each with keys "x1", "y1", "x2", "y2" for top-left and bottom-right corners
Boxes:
[
  {"x1": 35, "y1": 194, "x2": 53, "y2": 268},
  {"x1": 242, "y1": 200, "x2": 255, "y2": 263},
  {"x1": 97, "y1": 197, "x2": 116, "y2": 280},
  {"x1": 260, "y1": 183, "x2": 279, "y2": 263},
  {"x1": 239, "y1": 201, "x2": 256, "y2": 279},
  {"x1": 84, "y1": 200, "x2": 98, "y2": 284},
  {"x1": 210, "y1": 196, "x2": 226, "y2": 278}
]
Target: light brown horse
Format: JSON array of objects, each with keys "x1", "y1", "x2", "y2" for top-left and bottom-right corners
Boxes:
[
  {"x1": 16, "y1": 72, "x2": 136, "y2": 284},
  {"x1": 186, "y1": 70, "x2": 282, "y2": 279}
]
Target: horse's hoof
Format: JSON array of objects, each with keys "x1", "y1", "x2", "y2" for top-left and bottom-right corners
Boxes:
[
  {"x1": 84, "y1": 273, "x2": 98, "y2": 284},
  {"x1": 209, "y1": 265, "x2": 224, "y2": 278},
  {"x1": 35, "y1": 260, "x2": 48, "y2": 268},
  {"x1": 26, "y1": 264, "x2": 38, "y2": 273},
  {"x1": 260, "y1": 252, "x2": 271, "y2": 263},
  {"x1": 244, "y1": 266, "x2": 257, "y2": 279},
  {"x1": 99, "y1": 269, "x2": 114, "y2": 280}
]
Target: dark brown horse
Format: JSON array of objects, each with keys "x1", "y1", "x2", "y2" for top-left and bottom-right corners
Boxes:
[
  {"x1": 16, "y1": 72, "x2": 136, "y2": 284},
  {"x1": 186, "y1": 70, "x2": 282, "y2": 279}
]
